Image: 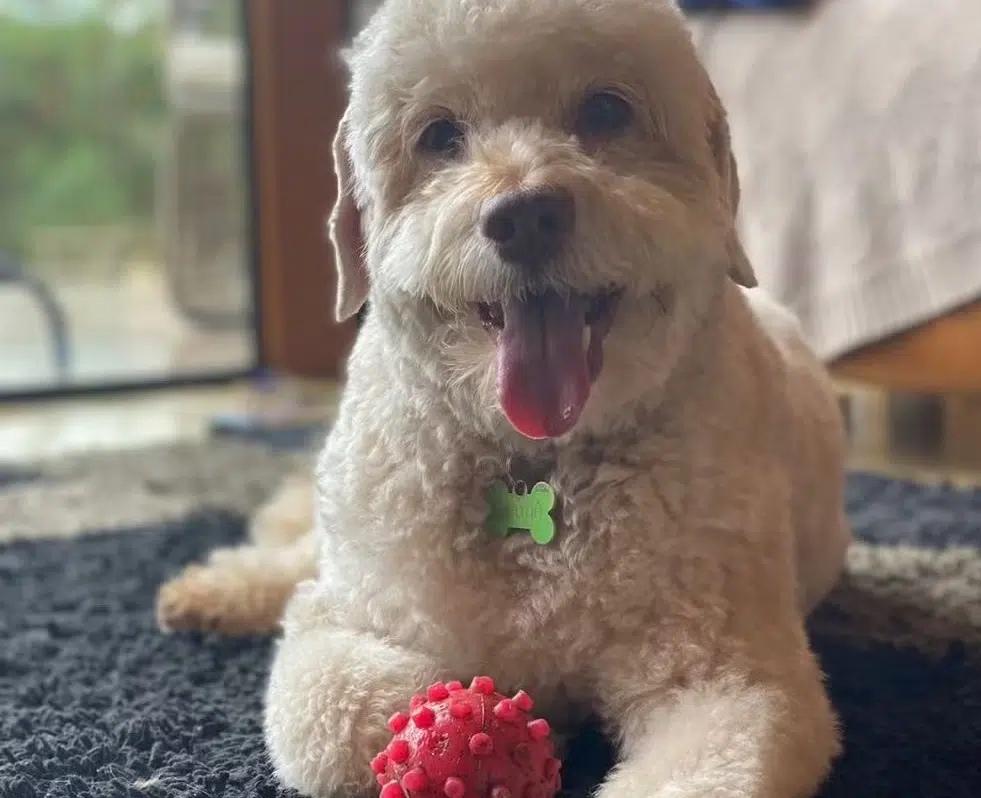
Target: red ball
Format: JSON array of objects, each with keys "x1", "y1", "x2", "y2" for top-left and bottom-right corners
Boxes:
[{"x1": 371, "y1": 676, "x2": 562, "y2": 798}]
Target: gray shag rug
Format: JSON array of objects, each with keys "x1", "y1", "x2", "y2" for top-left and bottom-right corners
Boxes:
[{"x1": 2, "y1": 432, "x2": 981, "y2": 798}]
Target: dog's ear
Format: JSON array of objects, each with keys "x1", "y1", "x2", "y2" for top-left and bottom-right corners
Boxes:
[
  {"x1": 708, "y1": 95, "x2": 757, "y2": 289},
  {"x1": 329, "y1": 110, "x2": 370, "y2": 322}
]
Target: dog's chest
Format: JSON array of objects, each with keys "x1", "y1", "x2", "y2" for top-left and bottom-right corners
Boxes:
[
  {"x1": 322, "y1": 428, "x2": 682, "y2": 671},
  {"x1": 409, "y1": 465, "x2": 643, "y2": 647}
]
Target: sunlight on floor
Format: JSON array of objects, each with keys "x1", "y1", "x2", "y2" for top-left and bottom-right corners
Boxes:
[{"x1": 0, "y1": 378, "x2": 339, "y2": 462}]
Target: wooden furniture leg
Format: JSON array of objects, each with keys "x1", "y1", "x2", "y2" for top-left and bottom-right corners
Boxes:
[{"x1": 831, "y1": 300, "x2": 981, "y2": 468}]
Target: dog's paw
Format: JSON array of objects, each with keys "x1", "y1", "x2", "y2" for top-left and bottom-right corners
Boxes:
[{"x1": 155, "y1": 564, "x2": 282, "y2": 636}]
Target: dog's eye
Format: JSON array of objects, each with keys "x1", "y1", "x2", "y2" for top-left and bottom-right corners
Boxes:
[
  {"x1": 418, "y1": 118, "x2": 466, "y2": 155},
  {"x1": 576, "y1": 91, "x2": 634, "y2": 138}
]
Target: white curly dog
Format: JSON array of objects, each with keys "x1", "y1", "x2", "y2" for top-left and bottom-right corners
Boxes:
[{"x1": 158, "y1": 1, "x2": 852, "y2": 796}]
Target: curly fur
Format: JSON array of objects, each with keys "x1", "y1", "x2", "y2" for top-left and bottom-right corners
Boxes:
[{"x1": 157, "y1": 1, "x2": 851, "y2": 796}]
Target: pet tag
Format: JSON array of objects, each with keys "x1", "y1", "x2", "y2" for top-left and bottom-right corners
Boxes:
[{"x1": 485, "y1": 480, "x2": 556, "y2": 545}]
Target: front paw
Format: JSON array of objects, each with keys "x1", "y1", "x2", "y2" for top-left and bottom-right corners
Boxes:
[
  {"x1": 266, "y1": 664, "x2": 395, "y2": 796},
  {"x1": 156, "y1": 565, "x2": 248, "y2": 635},
  {"x1": 156, "y1": 561, "x2": 285, "y2": 636},
  {"x1": 265, "y1": 616, "x2": 443, "y2": 797}
]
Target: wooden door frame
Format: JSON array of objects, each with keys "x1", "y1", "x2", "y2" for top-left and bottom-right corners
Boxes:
[{"x1": 246, "y1": 0, "x2": 356, "y2": 378}]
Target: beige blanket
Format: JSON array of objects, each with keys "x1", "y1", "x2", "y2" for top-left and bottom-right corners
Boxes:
[{"x1": 690, "y1": 0, "x2": 981, "y2": 359}]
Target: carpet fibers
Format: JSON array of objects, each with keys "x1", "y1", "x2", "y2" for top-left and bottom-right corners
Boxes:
[{"x1": 1, "y1": 438, "x2": 980, "y2": 798}]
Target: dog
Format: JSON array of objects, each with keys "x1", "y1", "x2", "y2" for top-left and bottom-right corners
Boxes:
[{"x1": 157, "y1": 0, "x2": 852, "y2": 795}]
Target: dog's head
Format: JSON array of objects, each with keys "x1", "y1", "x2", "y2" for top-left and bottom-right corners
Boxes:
[{"x1": 331, "y1": 0, "x2": 754, "y2": 441}]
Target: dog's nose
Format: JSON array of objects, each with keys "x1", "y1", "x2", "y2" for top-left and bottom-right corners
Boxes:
[{"x1": 480, "y1": 188, "x2": 575, "y2": 267}]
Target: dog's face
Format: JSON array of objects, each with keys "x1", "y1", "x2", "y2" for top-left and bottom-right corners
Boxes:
[{"x1": 331, "y1": 0, "x2": 755, "y2": 441}]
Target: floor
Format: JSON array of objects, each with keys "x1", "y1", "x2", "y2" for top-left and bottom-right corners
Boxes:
[
  {"x1": 0, "y1": 268, "x2": 253, "y2": 393},
  {"x1": 1, "y1": 378, "x2": 979, "y2": 487},
  {"x1": 0, "y1": 378, "x2": 336, "y2": 463}
]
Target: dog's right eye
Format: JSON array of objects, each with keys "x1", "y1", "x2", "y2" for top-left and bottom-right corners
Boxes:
[
  {"x1": 418, "y1": 118, "x2": 466, "y2": 155},
  {"x1": 576, "y1": 91, "x2": 634, "y2": 139}
]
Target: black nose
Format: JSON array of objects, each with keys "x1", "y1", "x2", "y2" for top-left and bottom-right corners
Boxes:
[{"x1": 480, "y1": 188, "x2": 575, "y2": 267}]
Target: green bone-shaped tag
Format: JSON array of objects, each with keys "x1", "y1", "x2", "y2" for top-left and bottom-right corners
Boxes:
[{"x1": 485, "y1": 481, "x2": 556, "y2": 545}]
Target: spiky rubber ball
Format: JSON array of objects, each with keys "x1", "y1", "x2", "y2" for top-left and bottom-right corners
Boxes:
[{"x1": 371, "y1": 676, "x2": 561, "y2": 798}]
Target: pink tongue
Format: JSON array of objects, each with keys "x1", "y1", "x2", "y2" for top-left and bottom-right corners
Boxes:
[{"x1": 496, "y1": 292, "x2": 590, "y2": 439}]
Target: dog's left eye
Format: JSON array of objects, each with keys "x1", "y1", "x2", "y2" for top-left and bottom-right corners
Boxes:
[
  {"x1": 418, "y1": 118, "x2": 466, "y2": 155},
  {"x1": 576, "y1": 91, "x2": 634, "y2": 138}
]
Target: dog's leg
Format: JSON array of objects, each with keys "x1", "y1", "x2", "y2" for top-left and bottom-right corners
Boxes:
[
  {"x1": 265, "y1": 582, "x2": 444, "y2": 798},
  {"x1": 156, "y1": 531, "x2": 318, "y2": 635},
  {"x1": 249, "y1": 473, "x2": 316, "y2": 547},
  {"x1": 594, "y1": 622, "x2": 839, "y2": 798}
]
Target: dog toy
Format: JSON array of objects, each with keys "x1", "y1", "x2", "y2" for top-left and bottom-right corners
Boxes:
[
  {"x1": 485, "y1": 482, "x2": 556, "y2": 545},
  {"x1": 372, "y1": 676, "x2": 561, "y2": 798}
]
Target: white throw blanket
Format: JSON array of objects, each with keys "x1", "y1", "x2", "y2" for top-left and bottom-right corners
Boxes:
[{"x1": 689, "y1": 0, "x2": 981, "y2": 359}]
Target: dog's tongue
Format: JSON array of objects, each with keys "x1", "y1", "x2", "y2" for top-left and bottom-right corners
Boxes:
[{"x1": 496, "y1": 291, "x2": 590, "y2": 439}]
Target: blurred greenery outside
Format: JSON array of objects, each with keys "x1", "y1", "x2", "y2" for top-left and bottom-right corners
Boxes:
[{"x1": 0, "y1": 1, "x2": 241, "y2": 269}]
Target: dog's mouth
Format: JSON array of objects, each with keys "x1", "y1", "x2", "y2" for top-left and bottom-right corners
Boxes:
[{"x1": 474, "y1": 288, "x2": 622, "y2": 440}]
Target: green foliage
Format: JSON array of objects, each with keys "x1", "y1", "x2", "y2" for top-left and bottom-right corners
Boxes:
[{"x1": 0, "y1": 12, "x2": 166, "y2": 260}]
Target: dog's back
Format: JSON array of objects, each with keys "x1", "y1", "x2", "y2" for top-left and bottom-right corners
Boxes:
[{"x1": 742, "y1": 286, "x2": 852, "y2": 611}]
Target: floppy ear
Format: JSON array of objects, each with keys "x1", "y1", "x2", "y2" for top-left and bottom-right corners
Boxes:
[
  {"x1": 708, "y1": 96, "x2": 757, "y2": 289},
  {"x1": 328, "y1": 110, "x2": 370, "y2": 322}
]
